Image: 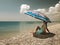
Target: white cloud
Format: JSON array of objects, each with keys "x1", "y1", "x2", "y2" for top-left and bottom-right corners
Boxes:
[
  {"x1": 48, "y1": 7, "x2": 55, "y2": 14},
  {"x1": 47, "y1": 1, "x2": 60, "y2": 21},
  {"x1": 33, "y1": 1, "x2": 60, "y2": 15},
  {"x1": 34, "y1": 9, "x2": 47, "y2": 14},
  {"x1": 20, "y1": 4, "x2": 39, "y2": 21},
  {"x1": 20, "y1": 4, "x2": 30, "y2": 13},
  {"x1": 34, "y1": 1, "x2": 60, "y2": 21},
  {"x1": 20, "y1": 1, "x2": 60, "y2": 21},
  {"x1": 48, "y1": 1, "x2": 60, "y2": 14},
  {"x1": 55, "y1": 3, "x2": 60, "y2": 12}
]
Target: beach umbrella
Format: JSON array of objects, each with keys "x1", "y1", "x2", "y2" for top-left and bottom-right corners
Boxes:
[{"x1": 24, "y1": 11, "x2": 51, "y2": 23}]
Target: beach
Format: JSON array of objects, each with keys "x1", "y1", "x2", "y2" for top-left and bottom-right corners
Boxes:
[{"x1": 0, "y1": 23, "x2": 60, "y2": 45}]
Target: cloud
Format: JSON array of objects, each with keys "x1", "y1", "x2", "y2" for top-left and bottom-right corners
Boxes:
[
  {"x1": 33, "y1": 1, "x2": 60, "y2": 14},
  {"x1": 20, "y1": 4, "x2": 30, "y2": 13},
  {"x1": 34, "y1": 9, "x2": 47, "y2": 14},
  {"x1": 20, "y1": 1, "x2": 60, "y2": 21},
  {"x1": 48, "y1": 1, "x2": 60, "y2": 14},
  {"x1": 34, "y1": 1, "x2": 60, "y2": 21},
  {"x1": 20, "y1": 4, "x2": 38, "y2": 21},
  {"x1": 47, "y1": 1, "x2": 60, "y2": 21}
]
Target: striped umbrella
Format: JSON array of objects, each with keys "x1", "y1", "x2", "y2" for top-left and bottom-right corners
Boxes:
[{"x1": 24, "y1": 11, "x2": 51, "y2": 23}]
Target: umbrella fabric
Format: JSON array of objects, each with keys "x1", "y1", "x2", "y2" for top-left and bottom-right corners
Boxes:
[{"x1": 24, "y1": 11, "x2": 51, "y2": 23}]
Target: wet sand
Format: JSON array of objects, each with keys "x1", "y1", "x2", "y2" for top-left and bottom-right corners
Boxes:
[{"x1": 0, "y1": 23, "x2": 60, "y2": 45}]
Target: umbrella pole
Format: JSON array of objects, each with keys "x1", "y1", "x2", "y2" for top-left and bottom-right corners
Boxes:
[{"x1": 42, "y1": 21, "x2": 50, "y2": 33}]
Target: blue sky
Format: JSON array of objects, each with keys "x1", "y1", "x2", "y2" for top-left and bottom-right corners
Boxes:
[{"x1": 0, "y1": 0, "x2": 59, "y2": 21}]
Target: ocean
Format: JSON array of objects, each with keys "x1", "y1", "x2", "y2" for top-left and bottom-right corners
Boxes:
[{"x1": 0, "y1": 21, "x2": 60, "y2": 39}]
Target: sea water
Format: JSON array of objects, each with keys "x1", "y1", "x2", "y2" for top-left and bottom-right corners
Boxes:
[
  {"x1": 0, "y1": 22, "x2": 20, "y2": 39},
  {"x1": 0, "y1": 21, "x2": 59, "y2": 39}
]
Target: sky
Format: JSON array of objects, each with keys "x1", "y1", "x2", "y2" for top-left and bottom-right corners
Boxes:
[{"x1": 0, "y1": 0, "x2": 60, "y2": 21}]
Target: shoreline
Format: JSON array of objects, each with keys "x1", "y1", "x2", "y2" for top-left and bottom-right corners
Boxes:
[{"x1": 0, "y1": 23, "x2": 60, "y2": 45}]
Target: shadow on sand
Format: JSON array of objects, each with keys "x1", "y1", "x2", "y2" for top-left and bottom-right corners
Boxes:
[{"x1": 33, "y1": 32, "x2": 55, "y2": 39}]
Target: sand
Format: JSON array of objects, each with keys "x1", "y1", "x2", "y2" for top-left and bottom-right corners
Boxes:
[{"x1": 0, "y1": 23, "x2": 60, "y2": 45}]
